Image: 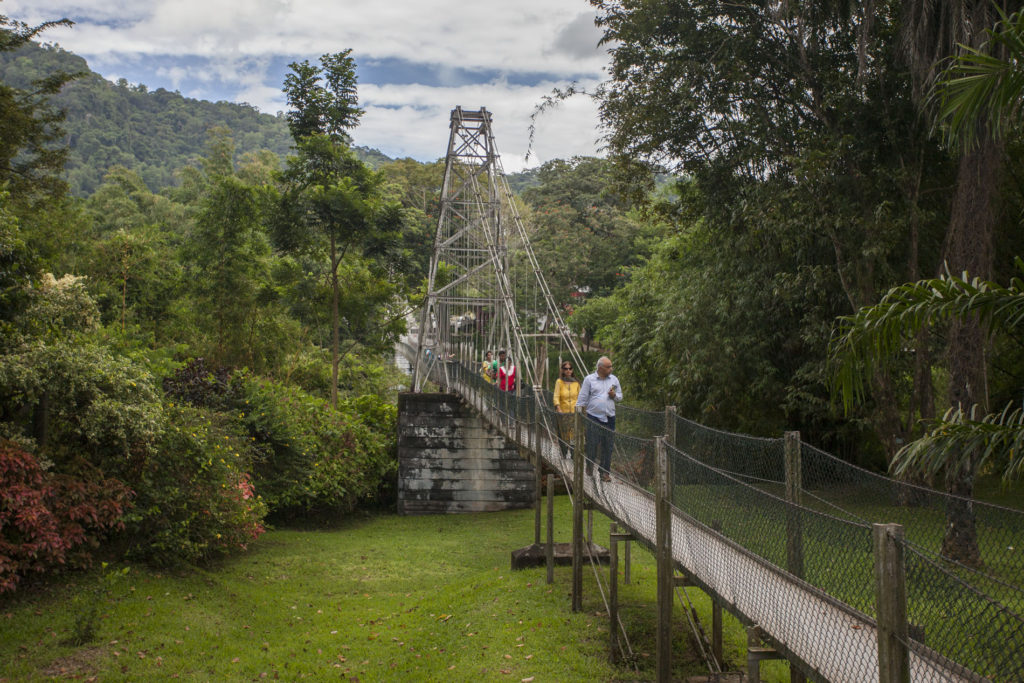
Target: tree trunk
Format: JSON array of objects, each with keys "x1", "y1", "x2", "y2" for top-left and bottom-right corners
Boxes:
[
  {"x1": 938, "y1": 137, "x2": 1002, "y2": 567},
  {"x1": 331, "y1": 233, "x2": 340, "y2": 409}
]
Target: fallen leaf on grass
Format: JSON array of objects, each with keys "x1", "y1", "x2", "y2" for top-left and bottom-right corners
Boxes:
[{"x1": 522, "y1": 678, "x2": 535, "y2": 682}]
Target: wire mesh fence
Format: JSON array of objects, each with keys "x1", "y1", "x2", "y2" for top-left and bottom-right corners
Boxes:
[
  {"x1": 673, "y1": 413, "x2": 786, "y2": 485},
  {"x1": 902, "y1": 539, "x2": 1024, "y2": 681},
  {"x1": 800, "y1": 441, "x2": 1024, "y2": 604},
  {"x1": 407, "y1": 353, "x2": 1024, "y2": 680}
]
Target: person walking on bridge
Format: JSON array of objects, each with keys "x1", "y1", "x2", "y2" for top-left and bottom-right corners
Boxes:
[
  {"x1": 481, "y1": 350, "x2": 497, "y2": 384},
  {"x1": 497, "y1": 349, "x2": 516, "y2": 392},
  {"x1": 575, "y1": 356, "x2": 622, "y2": 482},
  {"x1": 553, "y1": 361, "x2": 581, "y2": 458}
]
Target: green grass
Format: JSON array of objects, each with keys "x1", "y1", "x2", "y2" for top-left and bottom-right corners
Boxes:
[{"x1": 0, "y1": 497, "x2": 785, "y2": 682}]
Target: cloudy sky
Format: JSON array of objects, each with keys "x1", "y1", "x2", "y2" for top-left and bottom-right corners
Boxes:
[{"x1": 7, "y1": 0, "x2": 612, "y2": 171}]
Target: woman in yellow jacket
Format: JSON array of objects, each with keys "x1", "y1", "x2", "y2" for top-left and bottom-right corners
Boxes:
[{"x1": 553, "y1": 361, "x2": 580, "y2": 457}]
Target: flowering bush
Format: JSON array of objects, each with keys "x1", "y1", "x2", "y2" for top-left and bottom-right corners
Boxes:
[
  {"x1": 0, "y1": 440, "x2": 130, "y2": 594},
  {"x1": 0, "y1": 338, "x2": 163, "y2": 478},
  {"x1": 234, "y1": 374, "x2": 396, "y2": 517},
  {"x1": 124, "y1": 404, "x2": 266, "y2": 566}
]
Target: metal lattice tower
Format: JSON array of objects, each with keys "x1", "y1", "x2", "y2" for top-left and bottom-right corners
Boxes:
[{"x1": 412, "y1": 106, "x2": 583, "y2": 392}]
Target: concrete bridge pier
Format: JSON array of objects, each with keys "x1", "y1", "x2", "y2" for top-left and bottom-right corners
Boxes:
[{"x1": 396, "y1": 392, "x2": 536, "y2": 514}]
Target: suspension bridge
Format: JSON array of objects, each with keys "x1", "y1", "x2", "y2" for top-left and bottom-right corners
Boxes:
[{"x1": 402, "y1": 107, "x2": 1024, "y2": 682}]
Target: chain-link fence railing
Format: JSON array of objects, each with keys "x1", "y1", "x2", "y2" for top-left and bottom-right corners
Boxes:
[{"x1": 410, "y1": 357, "x2": 1024, "y2": 680}]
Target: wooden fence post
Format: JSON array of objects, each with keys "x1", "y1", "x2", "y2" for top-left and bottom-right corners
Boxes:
[
  {"x1": 665, "y1": 405, "x2": 677, "y2": 448},
  {"x1": 609, "y1": 522, "x2": 620, "y2": 664},
  {"x1": 533, "y1": 388, "x2": 542, "y2": 546},
  {"x1": 546, "y1": 468, "x2": 554, "y2": 584},
  {"x1": 572, "y1": 408, "x2": 585, "y2": 612},
  {"x1": 784, "y1": 431, "x2": 804, "y2": 580},
  {"x1": 784, "y1": 431, "x2": 806, "y2": 683},
  {"x1": 624, "y1": 537, "x2": 631, "y2": 585},
  {"x1": 711, "y1": 520, "x2": 724, "y2": 665},
  {"x1": 655, "y1": 435, "x2": 673, "y2": 682},
  {"x1": 515, "y1": 372, "x2": 522, "y2": 446},
  {"x1": 874, "y1": 523, "x2": 910, "y2": 683}
]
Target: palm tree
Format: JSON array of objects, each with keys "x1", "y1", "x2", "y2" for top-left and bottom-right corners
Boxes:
[
  {"x1": 933, "y1": 7, "x2": 1024, "y2": 150},
  {"x1": 887, "y1": 0, "x2": 1022, "y2": 566},
  {"x1": 832, "y1": 264, "x2": 1024, "y2": 562}
]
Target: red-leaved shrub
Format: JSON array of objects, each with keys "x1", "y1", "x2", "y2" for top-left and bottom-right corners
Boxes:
[{"x1": 0, "y1": 440, "x2": 131, "y2": 594}]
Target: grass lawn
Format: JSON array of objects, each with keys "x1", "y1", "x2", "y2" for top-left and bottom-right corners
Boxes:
[{"x1": 0, "y1": 495, "x2": 787, "y2": 682}]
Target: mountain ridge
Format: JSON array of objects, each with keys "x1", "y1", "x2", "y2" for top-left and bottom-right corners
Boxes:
[{"x1": 0, "y1": 40, "x2": 394, "y2": 195}]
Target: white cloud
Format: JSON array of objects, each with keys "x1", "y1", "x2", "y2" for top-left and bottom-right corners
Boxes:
[
  {"x1": 7, "y1": 0, "x2": 611, "y2": 166},
  {"x1": 355, "y1": 80, "x2": 604, "y2": 172},
  {"x1": 11, "y1": 0, "x2": 607, "y2": 74}
]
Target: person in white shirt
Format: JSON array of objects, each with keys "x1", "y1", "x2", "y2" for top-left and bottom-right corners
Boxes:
[{"x1": 575, "y1": 356, "x2": 623, "y2": 481}]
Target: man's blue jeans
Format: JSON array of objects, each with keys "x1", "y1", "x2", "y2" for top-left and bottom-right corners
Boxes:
[{"x1": 585, "y1": 413, "x2": 615, "y2": 473}]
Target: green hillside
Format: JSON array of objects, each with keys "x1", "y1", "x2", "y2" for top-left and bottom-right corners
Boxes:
[{"x1": 0, "y1": 41, "x2": 390, "y2": 195}]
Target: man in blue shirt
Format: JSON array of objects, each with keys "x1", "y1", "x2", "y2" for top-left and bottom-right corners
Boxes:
[{"x1": 575, "y1": 356, "x2": 623, "y2": 482}]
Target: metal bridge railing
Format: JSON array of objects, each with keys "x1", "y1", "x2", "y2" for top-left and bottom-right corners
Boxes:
[{"x1": 408, "y1": 355, "x2": 1024, "y2": 680}]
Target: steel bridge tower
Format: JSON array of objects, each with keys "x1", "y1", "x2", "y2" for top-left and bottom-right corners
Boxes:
[{"x1": 412, "y1": 107, "x2": 581, "y2": 392}]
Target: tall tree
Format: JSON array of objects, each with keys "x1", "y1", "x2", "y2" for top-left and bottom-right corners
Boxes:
[
  {"x1": 889, "y1": 0, "x2": 1024, "y2": 565},
  {"x1": 279, "y1": 51, "x2": 403, "y2": 406},
  {"x1": 184, "y1": 131, "x2": 296, "y2": 371},
  {"x1": 587, "y1": 0, "x2": 951, "y2": 455}
]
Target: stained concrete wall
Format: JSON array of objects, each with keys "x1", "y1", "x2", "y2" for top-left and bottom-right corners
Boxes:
[{"x1": 397, "y1": 392, "x2": 535, "y2": 514}]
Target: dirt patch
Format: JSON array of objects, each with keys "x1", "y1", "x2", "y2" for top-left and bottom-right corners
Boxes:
[{"x1": 41, "y1": 646, "x2": 104, "y2": 679}]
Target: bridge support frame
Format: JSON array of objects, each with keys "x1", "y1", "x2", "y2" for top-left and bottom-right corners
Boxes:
[
  {"x1": 609, "y1": 522, "x2": 635, "y2": 664},
  {"x1": 784, "y1": 431, "x2": 807, "y2": 683},
  {"x1": 746, "y1": 626, "x2": 786, "y2": 683},
  {"x1": 655, "y1": 436, "x2": 673, "y2": 682},
  {"x1": 571, "y1": 409, "x2": 585, "y2": 612},
  {"x1": 710, "y1": 520, "x2": 725, "y2": 665},
  {"x1": 531, "y1": 388, "x2": 543, "y2": 545},
  {"x1": 546, "y1": 467, "x2": 555, "y2": 584}
]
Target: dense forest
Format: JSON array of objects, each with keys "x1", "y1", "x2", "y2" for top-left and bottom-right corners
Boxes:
[{"x1": 4, "y1": 0, "x2": 1024, "y2": 595}]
